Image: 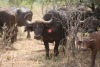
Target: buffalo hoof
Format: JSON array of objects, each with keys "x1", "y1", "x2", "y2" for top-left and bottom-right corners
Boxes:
[
  {"x1": 63, "y1": 48, "x2": 66, "y2": 55},
  {"x1": 27, "y1": 35, "x2": 31, "y2": 38},
  {"x1": 90, "y1": 64, "x2": 95, "y2": 67},
  {"x1": 45, "y1": 56, "x2": 50, "y2": 60},
  {"x1": 54, "y1": 57, "x2": 58, "y2": 62}
]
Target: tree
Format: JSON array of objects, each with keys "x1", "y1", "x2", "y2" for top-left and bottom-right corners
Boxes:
[{"x1": 80, "y1": 0, "x2": 100, "y2": 11}]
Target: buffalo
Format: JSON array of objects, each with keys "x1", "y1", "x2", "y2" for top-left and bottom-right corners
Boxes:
[
  {"x1": 25, "y1": 8, "x2": 68, "y2": 59},
  {"x1": 77, "y1": 31, "x2": 100, "y2": 67},
  {"x1": 78, "y1": 16, "x2": 100, "y2": 33},
  {"x1": 25, "y1": 19, "x2": 66, "y2": 59},
  {"x1": 11, "y1": 7, "x2": 33, "y2": 38},
  {"x1": 0, "y1": 7, "x2": 18, "y2": 43}
]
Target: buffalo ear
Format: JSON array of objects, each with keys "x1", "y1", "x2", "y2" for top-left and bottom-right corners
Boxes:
[
  {"x1": 76, "y1": 41, "x2": 82, "y2": 45},
  {"x1": 24, "y1": 23, "x2": 34, "y2": 32},
  {"x1": 17, "y1": 9, "x2": 21, "y2": 15},
  {"x1": 32, "y1": 23, "x2": 35, "y2": 27},
  {"x1": 90, "y1": 39, "x2": 95, "y2": 45}
]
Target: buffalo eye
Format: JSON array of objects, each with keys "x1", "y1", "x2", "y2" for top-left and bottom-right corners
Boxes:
[
  {"x1": 32, "y1": 23, "x2": 36, "y2": 28},
  {"x1": 77, "y1": 41, "x2": 82, "y2": 45}
]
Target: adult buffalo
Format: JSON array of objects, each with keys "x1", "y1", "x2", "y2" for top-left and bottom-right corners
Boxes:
[
  {"x1": 78, "y1": 16, "x2": 100, "y2": 33},
  {"x1": 11, "y1": 7, "x2": 33, "y2": 38},
  {"x1": 25, "y1": 9, "x2": 67, "y2": 59},
  {"x1": 0, "y1": 7, "x2": 18, "y2": 43}
]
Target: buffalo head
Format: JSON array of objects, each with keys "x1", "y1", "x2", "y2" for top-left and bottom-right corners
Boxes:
[
  {"x1": 25, "y1": 19, "x2": 53, "y2": 40},
  {"x1": 11, "y1": 7, "x2": 33, "y2": 26},
  {"x1": 77, "y1": 38, "x2": 95, "y2": 51}
]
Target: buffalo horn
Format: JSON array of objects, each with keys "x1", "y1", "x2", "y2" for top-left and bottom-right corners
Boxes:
[
  {"x1": 24, "y1": 13, "x2": 32, "y2": 19},
  {"x1": 44, "y1": 18, "x2": 52, "y2": 23},
  {"x1": 80, "y1": 20, "x2": 84, "y2": 23},
  {"x1": 26, "y1": 20, "x2": 32, "y2": 25}
]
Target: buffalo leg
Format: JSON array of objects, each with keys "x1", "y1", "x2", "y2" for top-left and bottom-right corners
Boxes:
[
  {"x1": 44, "y1": 41, "x2": 49, "y2": 59},
  {"x1": 11, "y1": 36, "x2": 14, "y2": 43},
  {"x1": 62, "y1": 38, "x2": 67, "y2": 55},
  {"x1": 11, "y1": 26, "x2": 18, "y2": 43},
  {"x1": 11, "y1": 31, "x2": 17, "y2": 43},
  {"x1": 27, "y1": 31, "x2": 31, "y2": 38},
  {"x1": 54, "y1": 41, "x2": 60, "y2": 57},
  {"x1": 14, "y1": 30, "x2": 18, "y2": 41},
  {"x1": 90, "y1": 49, "x2": 97, "y2": 67}
]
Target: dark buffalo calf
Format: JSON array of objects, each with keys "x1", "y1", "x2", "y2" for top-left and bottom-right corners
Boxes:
[{"x1": 77, "y1": 31, "x2": 100, "y2": 67}]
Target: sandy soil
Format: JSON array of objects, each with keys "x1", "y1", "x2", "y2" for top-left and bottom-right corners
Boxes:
[{"x1": 0, "y1": 27, "x2": 54, "y2": 67}]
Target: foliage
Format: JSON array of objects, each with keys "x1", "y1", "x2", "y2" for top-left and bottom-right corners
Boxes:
[
  {"x1": 0, "y1": 0, "x2": 100, "y2": 9},
  {"x1": 80, "y1": 0, "x2": 100, "y2": 6},
  {"x1": 8, "y1": 0, "x2": 23, "y2": 6}
]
